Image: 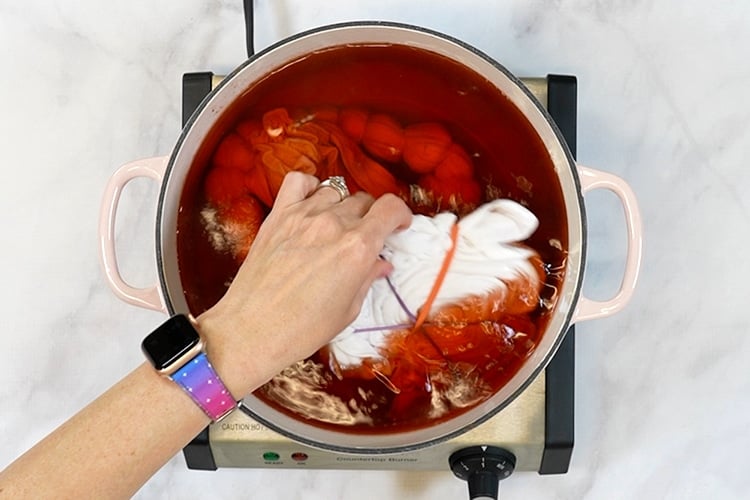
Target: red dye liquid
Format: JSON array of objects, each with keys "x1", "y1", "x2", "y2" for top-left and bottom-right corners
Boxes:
[{"x1": 177, "y1": 44, "x2": 568, "y2": 433}]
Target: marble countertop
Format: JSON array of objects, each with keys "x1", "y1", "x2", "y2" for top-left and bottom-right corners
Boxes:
[{"x1": 2, "y1": 1, "x2": 748, "y2": 498}]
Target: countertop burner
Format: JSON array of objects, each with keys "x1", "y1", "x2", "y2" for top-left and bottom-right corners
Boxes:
[{"x1": 179, "y1": 71, "x2": 578, "y2": 476}]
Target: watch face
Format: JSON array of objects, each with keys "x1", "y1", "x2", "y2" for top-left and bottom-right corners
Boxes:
[{"x1": 142, "y1": 315, "x2": 201, "y2": 371}]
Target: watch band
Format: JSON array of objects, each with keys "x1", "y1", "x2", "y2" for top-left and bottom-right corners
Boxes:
[{"x1": 170, "y1": 351, "x2": 237, "y2": 422}]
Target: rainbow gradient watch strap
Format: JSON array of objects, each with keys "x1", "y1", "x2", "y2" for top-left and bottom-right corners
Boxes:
[{"x1": 170, "y1": 352, "x2": 237, "y2": 422}]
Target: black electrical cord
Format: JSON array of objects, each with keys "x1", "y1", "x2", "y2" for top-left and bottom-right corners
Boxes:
[{"x1": 242, "y1": 0, "x2": 255, "y2": 57}]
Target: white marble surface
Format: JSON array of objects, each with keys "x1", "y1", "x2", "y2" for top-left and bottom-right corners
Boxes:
[{"x1": 1, "y1": 1, "x2": 749, "y2": 498}]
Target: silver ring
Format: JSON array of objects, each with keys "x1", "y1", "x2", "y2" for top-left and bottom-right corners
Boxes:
[{"x1": 315, "y1": 176, "x2": 350, "y2": 202}]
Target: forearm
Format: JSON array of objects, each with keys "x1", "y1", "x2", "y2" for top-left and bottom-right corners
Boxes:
[
  {"x1": 0, "y1": 173, "x2": 412, "y2": 498},
  {"x1": 0, "y1": 309, "x2": 277, "y2": 499},
  {"x1": 0, "y1": 363, "x2": 210, "y2": 499}
]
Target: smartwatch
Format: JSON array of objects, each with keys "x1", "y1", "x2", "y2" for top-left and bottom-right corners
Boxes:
[{"x1": 141, "y1": 314, "x2": 237, "y2": 422}]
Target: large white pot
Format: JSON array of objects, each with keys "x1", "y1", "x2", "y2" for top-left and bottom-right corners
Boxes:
[{"x1": 99, "y1": 22, "x2": 642, "y2": 454}]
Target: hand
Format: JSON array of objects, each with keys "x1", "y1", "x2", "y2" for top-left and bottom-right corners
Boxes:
[{"x1": 196, "y1": 172, "x2": 413, "y2": 398}]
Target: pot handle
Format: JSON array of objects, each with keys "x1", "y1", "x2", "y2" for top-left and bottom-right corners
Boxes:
[
  {"x1": 571, "y1": 165, "x2": 643, "y2": 323},
  {"x1": 98, "y1": 156, "x2": 169, "y2": 313}
]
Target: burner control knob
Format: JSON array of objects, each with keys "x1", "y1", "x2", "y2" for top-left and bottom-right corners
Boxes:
[{"x1": 449, "y1": 446, "x2": 516, "y2": 500}]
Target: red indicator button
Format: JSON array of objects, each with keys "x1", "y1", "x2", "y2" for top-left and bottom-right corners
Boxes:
[{"x1": 291, "y1": 452, "x2": 309, "y2": 462}]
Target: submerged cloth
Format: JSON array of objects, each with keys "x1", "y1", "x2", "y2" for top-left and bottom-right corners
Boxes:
[{"x1": 327, "y1": 198, "x2": 541, "y2": 369}]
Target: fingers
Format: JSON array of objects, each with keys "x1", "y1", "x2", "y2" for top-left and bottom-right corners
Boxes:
[
  {"x1": 271, "y1": 172, "x2": 412, "y2": 248},
  {"x1": 309, "y1": 184, "x2": 346, "y2": 204},
  {"x1": 359, "y1": 193, "x2": 413, "y2": 242},
  {"x1": 307, "y1": 175, "x2": 357, "y2": 209},
  {"x1": 336, "y1": 192, "x2": 375, "y2": 218},
  {"x1": 273, "y1": 171, "x2": 319, "y2": 208},
  {"x1": 275, "y1": 172, "x2": 358, "y2": 210}
]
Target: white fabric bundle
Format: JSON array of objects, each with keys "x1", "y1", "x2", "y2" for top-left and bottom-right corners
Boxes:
[{"x1": 328, "y1": 198, "x2": 541, "y2": 368}]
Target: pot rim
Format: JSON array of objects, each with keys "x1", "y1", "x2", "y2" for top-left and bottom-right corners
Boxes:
[{"x1": 155, "y1": 20, "x2": 586, "y2": 454}]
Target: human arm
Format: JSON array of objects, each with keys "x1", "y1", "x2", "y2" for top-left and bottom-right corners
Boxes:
[{"x1": 0, "y1": 172, "x2": 412, "y2": 499}]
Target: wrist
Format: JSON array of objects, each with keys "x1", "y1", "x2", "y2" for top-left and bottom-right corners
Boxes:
[
  {"x1": 194, "y1": 307, "x2": 273, "y2": 399},
  {"x1": 141, "y1": 314, "x2": 237, "y2": 422}
]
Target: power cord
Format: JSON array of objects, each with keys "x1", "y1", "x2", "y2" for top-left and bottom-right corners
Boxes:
[{"x1": 242, "y1": 0, "x2": 255, "y2": 57}]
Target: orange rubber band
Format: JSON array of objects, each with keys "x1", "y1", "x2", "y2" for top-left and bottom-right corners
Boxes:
[{"x1": 412, "y1": 223, "x2": 459, "y2": 332}]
